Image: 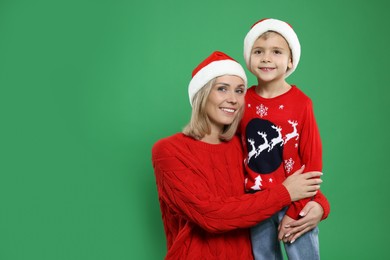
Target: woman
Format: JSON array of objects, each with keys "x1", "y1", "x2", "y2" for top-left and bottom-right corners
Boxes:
[{"x1": 151, "y1": 51, "x2": 324, "y2": 259}]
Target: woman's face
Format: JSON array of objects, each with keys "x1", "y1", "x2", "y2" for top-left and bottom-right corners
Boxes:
[{"x1": 205, "y1": 75, "x2": 245, "y2": 133}]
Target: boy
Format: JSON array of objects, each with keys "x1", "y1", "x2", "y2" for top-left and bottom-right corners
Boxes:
[{"x1": 240, "y1": 18, "x2": 330, "y2": 259}]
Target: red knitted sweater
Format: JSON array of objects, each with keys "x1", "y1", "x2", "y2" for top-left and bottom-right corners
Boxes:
[{"x1": 152, "y1": 133, "x2": 292, "y2": 259}]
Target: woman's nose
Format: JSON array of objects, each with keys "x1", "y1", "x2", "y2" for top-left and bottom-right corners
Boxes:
[{"x1": 226, "y1": 92, "x2": 238, "y2": 104}]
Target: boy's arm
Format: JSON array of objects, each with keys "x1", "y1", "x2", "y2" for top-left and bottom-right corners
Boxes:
[
  {"x1": 285, "y1": 98, "x2": 330, "y2": 220},
  {"x1": 285, "y1": 190, "x2": 330, "y2": 220},
  {"x1": 311, "y1": 190, "x2": 330, "y2": 220}
]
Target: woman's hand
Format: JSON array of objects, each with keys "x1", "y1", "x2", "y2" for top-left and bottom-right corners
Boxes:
[
  {"x1": 277, "y1": 214, "x2": 294, "y2": 243},
  {"x1": 278, "y1": 201, "x2": 324, "y2": 243},
  {"x1": 282, "y1": 166, "x2": 322, "y2": 201}
]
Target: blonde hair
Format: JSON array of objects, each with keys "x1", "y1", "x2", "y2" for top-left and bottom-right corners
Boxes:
[{"x1": 182, "y1": 78, "x2": 244, "y2": 141}]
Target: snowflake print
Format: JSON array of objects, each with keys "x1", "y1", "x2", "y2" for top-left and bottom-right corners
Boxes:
[
  {"x1": 284, "y1": 158, "x2": 295, "y2": 173},
  {"x1": 256, "y1": 104, "x2": 268, "y2": 118}
]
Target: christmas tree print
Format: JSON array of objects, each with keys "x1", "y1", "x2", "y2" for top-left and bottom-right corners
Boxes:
[{"x1": 251, "y1": 175, "x2": 263, "y2": 190}]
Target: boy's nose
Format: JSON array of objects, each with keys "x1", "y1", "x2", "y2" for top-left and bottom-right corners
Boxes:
[{"x1": 261, "y1": 54, "x2": 270, "y2": 62}]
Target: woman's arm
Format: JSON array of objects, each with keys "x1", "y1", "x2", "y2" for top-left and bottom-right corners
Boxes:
[
  {"x1": 153, "y1": 152, "x2": 291, "y2": 233},
  {"x1": 153, "y1": 144, "x2": 322, "y2": 233}
]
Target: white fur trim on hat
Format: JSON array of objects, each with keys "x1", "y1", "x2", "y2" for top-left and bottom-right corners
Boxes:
[
  {"x1": 243, "y1": 18, "x2": 301, "y2": 78},
  {"x1": 188, "y1": 59, "x2": 247, "y2": 106}
]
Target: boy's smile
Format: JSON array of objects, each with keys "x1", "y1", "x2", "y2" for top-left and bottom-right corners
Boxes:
[{"x1": 259, "y1": 67, "x2": 276, "y2": 72}]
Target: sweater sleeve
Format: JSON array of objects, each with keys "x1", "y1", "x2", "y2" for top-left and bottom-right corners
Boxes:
[
  {"x1": 152, "y1": 141, "x2": 292, "y2": 233},
  {"x1": 312, "y1": 190, "x2": 330, "y2": 220},
  {"x1": 285, "y1": 98, "x2": 330, "y2": 220}
]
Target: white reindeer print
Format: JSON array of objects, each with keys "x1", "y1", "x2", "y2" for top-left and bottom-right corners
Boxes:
[
  {"x1": 284, "y1": 120, "x2": 299, "y2": 144},
  {"x1": 268, "y1": 125, "x2": 284, "y2": 151},
  {"x1": 255, "y1": 132, "x2": 270, "y2": 158},
  {"x1": 247, "y1": 138, "x2": 257, "y2": 163}
]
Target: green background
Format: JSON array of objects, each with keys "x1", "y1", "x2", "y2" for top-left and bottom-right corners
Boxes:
[{"x1": 1, "y1": 0, "x2": 388, "y2": 259}]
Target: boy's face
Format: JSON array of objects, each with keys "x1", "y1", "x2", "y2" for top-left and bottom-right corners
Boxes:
[{"x1": 249, "y1": 32, "x2": 293, "y2": 84}]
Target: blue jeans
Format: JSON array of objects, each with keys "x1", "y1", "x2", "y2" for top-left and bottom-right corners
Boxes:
[{"x1": 250, "y1": 208, "x2": 320, "y2": 260}]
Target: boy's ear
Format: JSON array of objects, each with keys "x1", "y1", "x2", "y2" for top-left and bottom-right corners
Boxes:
[{"x1": 287, "y1": 57, "x2": 293, "y2": 70}]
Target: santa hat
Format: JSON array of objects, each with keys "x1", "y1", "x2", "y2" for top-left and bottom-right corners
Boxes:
[
  {"x1": 188, "y1": 51, "x2": 247, "y2": 106},
  {"x1": 243, "y1": 18, "x2": 301, "y2": 78}
]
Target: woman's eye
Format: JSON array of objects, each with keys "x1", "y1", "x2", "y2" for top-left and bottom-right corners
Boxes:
[
  {"x1": 236, "y1": 89, "x2": 245, "y2": 94},
  {"x1": 217, "y1": 87, "x2": 227, "y2": 92}
]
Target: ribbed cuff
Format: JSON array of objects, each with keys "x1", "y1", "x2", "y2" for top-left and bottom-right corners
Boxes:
[{"x1": 274, "y1": 184, "x2": 292, "y2": 208}]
